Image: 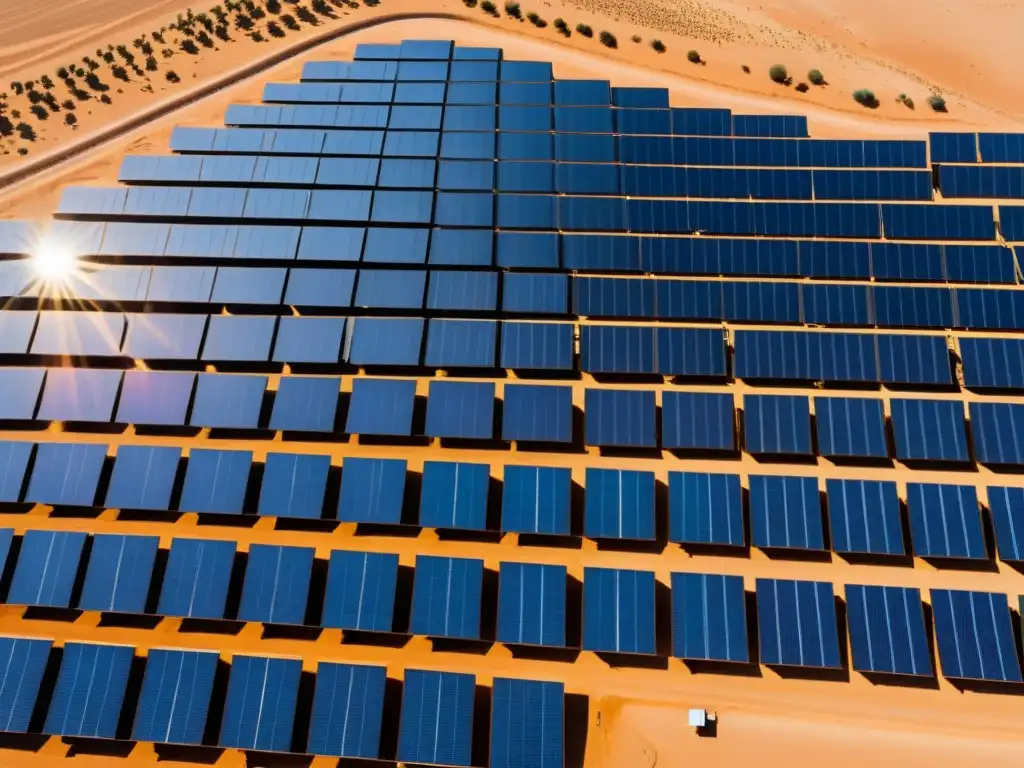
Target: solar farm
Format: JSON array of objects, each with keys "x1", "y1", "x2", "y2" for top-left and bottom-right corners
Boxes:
[{"x1": 0, "y1": 35, "x2": 1023, "y2": 764}]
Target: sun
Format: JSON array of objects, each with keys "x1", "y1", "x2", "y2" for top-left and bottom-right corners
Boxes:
[{"x1": 31, "y1": 239, "x2": 80, "y2": 281}]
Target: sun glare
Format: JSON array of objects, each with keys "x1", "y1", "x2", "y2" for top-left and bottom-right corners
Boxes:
[{"x1": 31, "y1": 240, "x2": 79, "y2": 281}]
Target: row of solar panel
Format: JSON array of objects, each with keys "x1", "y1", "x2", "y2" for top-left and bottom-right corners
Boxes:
[
  {"x1": 0, "y1": 636, "x2": 562, "y2": 766},
  {"x1": 56, "y1": 185, "x2": 1008, "y2": 241},
  {"x1": 930, "y1": 131, "x2": 1024, "y2": 164},
  {"x1": 119, "y1": 154, "x2": 935, "y2": 202},
  {"x1": 938, "y1": 165, "x2": 1024, "y2": 199}
]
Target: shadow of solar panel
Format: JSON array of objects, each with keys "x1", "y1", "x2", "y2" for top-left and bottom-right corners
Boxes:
[
  {"x1": 270, "y1": 376, "x2": 340, "y2": 433},
  {"x1": 220, "y1": 655, "x2": 302, "y2": 751},
  {"x1": 496, "y1": 562, "x2": 566, "y2": 648},
  {"x1": 846, "y1": 585, "x2": 932, "y2": 676},
  {"x1": 202, "y1": 315, "x2": 276, "y2": 362},
  {"x1": 398, "y1": 669, "x2": 475, "y2": 767},
  {"x1": 907, "y1": 483, "x2": 985, "y2": 559},
  {"x1": 668, "y1": 471, "x2": 743, "y2": 546},
  {"x1": 989, "y1": 486, "x2": 1024, "y2": 562},
  {"x1": 425, "y1": 320, "x2": 497, "y2": 368},
  {"x1": 158, "y1": 537, "x2": 235, "y2": 619},
  {"x1": 26, "y1": 442, "x2": 106, "y2": 507},
  {"x1": 502, "y1": 384, "x2": 572, "y2": 444},
  {"x1": 501, "y1": 465, "x2": 571, "y2": 535},
  {"x1": 133, "y1": 649, "x2": 218, "y2": 745},
  {"x1": 31, "y1": 311, "x2": 125, "y2": 356},
  {"x1": 337, "y1": 457, "x2": 407, "y2": 523},
  {"x1": 0, "y1": 636, "x2": 52, "y2": 733},
  {"x1": 78, "y1": 533, "x2": 159, "y2": 613},
  {"x1": 969, "y1": 401, "x2": 1024, "y2": 465},
  {"x1": 931, "y1": 589, "x2": 1021, "y2": 682},
  {"x1": 891, "y1": 398, "x2": 968, "y2": 462},
  {"x1": 425, "y1": 380, "x2": 495, "y2": 439},
  {"x1": 662, "y1": 392, "x2": 735, "y2": 451},
  {"x1": 583, "y1": 567, "x2": 656, "y2": 654},
  {"x1": 757, "y1": 579, "x2": 839, "y2": 668},
  {"x1": 429, "y1": 229, "x2": 493, "y2": 266},
  {"x1": 0, "y1": 442, "x2": 31, "y2": 502},
  {"x1": 44, "y1": 642, "x2": 133, "y2": 738},
  {"x1": 671, "y1": 573, "x2": 748, "y2": 662},
  {"x1": 580, "y1": 325, "x2": 654, "y2": 374},
  {"x1": 122, "y1": 313, "x2": 207, "y2": 360},
  {"x1": 238, "y1": 544, "x2": 314, "y2": 624},
  {"x1": 273, "y1": 316, "x2": 345, "y2": 364},
  {"x1": 347, "y1": 317, "x2": 424, "y2": 366},
  {"x1": 37, "y1": 368, "x2": 121, "y2": 423},
  {"x1": 420, "y1": 461, "x2": 489, "y2": 530},
  {"x1": 0, "y1": 368, "x2": 44, "y2": 421},
  {"x1": 322, "y1": 550, "x2": 398, "y2": 632},
  {"x1": 750, "y1": 475, "x2": 823, "y2": 551},
  {"x1": 308, "y1": 662, "x2": 387, "y2": 758},
  {"x1": 258, "y1": 452, "x2": 330, "y2": 519},
  {"x1": 116, "y1": 371, "x2": 195, "y2": 426},
  {"x1": 584, "y1": 388, "x2": 656, "y2": 448},
  {"x1": 179, "y1": 449, "x2": 252, "y2": 515},
  {"x1": 814, "y1": 396, "x2": 887, "y2": 458},
  {"x1": 584, "y1": 468, "x2": 655, "y2": 541},
  {"x1": 410, "y1": 554, "x2": 483, "y2": 639},
  {"x1": 427, "y1": 271, "x2": 497, "y2": 312},
  {"x1": 190, "y1": 373, "x2": 267, "y2": 430},
  {"x1": 825, "y1": 479, "x2": 903, "y2": 556},
  {"x1": 345, "y1": 378, "x2": 416, "y2": 436},
  {"x1": 8, "y1": 530, "x2": 87, "y2": 607}
]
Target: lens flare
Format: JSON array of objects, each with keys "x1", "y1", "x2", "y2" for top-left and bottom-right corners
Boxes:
[{"x1": 32, "y1": 240, "x2": 79, "y2": 281}]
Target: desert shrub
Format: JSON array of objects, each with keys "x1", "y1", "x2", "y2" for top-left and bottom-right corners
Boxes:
[
  {"x1": 928, "y1": 94, "x2": 947, "y2": 112},
  {"x1": 902, "y1": 96, "x2": 915, "y2": 109},
  {"x1": 215, "y1": 24, "x2": 230, "y2": 39},
  {"x1": 768, "y1": 64, "x2": 788, "y2": 83},
  {"x1": 808, "y1": 69, "x2": 825, "y2": 85},
  {"x1": 24, "y1": 80, "x2": 35, "y2": 91},
  {"x1": 687, "y1": 49, "x2": 700, "y2": 64},
  {"x1": 312, "y1": 0, "x2": 331, "y2": 12},
  {"x1": 267, "y1": 20, "x2": 285, "y2": 35},
  {"x1": 10, "y1": 109, "x2": 19, "y2": 118},
  {"x1": 166, "y1": 70, "x2": 180, "y2": 82},
  {"x1": 266, "y1": 0, "x2": 281, "y2": 10},
  {"x1": 30, "y1": 105, "x2": 48, "y2": 120},
  {"x1": 295, "y1": 5, "x2": 316, "y2": 23},
  {"x1": 463, "y1": 0, "x2": 478, "y2": 6},
  {"x1": 504, "y1": 1, "x2": 521, "y2": 18},
  {"x1": 61, "y1": 99, "x2": 75, "y2": 110},
  {"x1": 85, "y1": 58, "x2": 100, "y2": 71},
  {"x1": 852, "y1": 88, "x2": 878, "y2": 107},
  {"x1": 599, "y1": 30, "x2": 617, "y2": 47},
  {"x1": 281, "y1": 13, "x2": 299, "y2": 28},
  {"x1": 146, "y1": 56, "x2": 158, "y2": 71},
  {"x1": 527, "y1": 12, "x2": 546, "y2": 26},
  {"x1": 26, "y1": 90, "x2": 42, "y2": 104},
  {"x1": 9, "y1": 82, "x2": 22, "y2": 96},
  {"x1": 102, "y1": 51, "x2": 115, "y2": 64},
  {"x1": 111, "y1": 65, "x2": 129, "y2": 80},
  {"x1": 133, "y1": 37, "x2": 144, "y2": 49},
  {"x1": 631, "y1": 34, "x2": 641, "y2": 43},
  {"x1": 100, "y1": 93, "x2": 112, "y2": 104},
  {"x1": 85, "y1": 72, "x2": 103, "y2": 89},
  {"x1": 480, "y1": 1, "x2": 497, "y2": 14},
  {"x1": 235, "y1": 13, "x2": 253, "y2": 29},
  {"x1": 74, "y1": 67, "x2": 85, "y2": 78},
  {"x1": 16, "y1": 122, "x2": 34, "y2": 140},
  {"x1": 196, "y1": 30, "x2": 214, "y2": 46},
  {"x1": 40, "y1": 75, "x2": 54, "y2": 90},
  {"x1": 57, "y1": 67, "x2": 69, "y2": 80},
  {"x1": 153, "y1": 31, "x2": 165, "y2": 43},
  {"x1": 17, "y1": 147, "x2": 28, "y2": 155},
  {"x1": 576, "y1": 22, "x2": 593, "y2": 36},
  {"x1": 0, "y1": 116, "x2": 11, "y2": 137},
  {"x1": 181, "y1": 39, "x2": 200, "y2": 54},
  {"x1": 250, "y1": 30, "x2": 265, "y2": 41},
  {"x1": 64, "y1": 113, "x2": 77, "y2": 126},
  {"x1": 795, "y1": 82, "x2": 808, "y2": 92},
  {"x1": 141, "y1": 42, "x2": 154, "y2": 56},
  {"x1": 651, "y1": 39, "x2": 665, "y2": 53},
  {"x1": 251, "y1": 5, "x2": 266, "y2": 19},
  {"x1": 553, "y1": 17, "x2": 569, "y2": 35}
]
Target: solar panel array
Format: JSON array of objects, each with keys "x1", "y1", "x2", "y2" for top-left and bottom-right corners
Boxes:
[{"x1": 1, "y1": 36, "x2": 1024, "y2": 763}]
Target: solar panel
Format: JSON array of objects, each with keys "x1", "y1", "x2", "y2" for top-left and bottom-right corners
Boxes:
[
  {"x1": 0, "y1": 368, "x2": 44, "y2": 420},
  {"x1": 38, "y1": 367, "x2": 121, "y2": 422},
  {"x1": 891, "y1": 398, "x2": 968, "y2": 462},
  {"x1": 345, "y1": 377, "x2": 416, "y2": 436},
  {"x1": 410, "y1": 554, "x2": 483, "y2": 639},
  {"x1": 671, "y1": 572, "x2": 748, "y2": 662},
  {"x1": 189, "y1": 373, "x2": 267, "y2": 429},
  {"x1": 308, "y1": 662, "x2": 387, "y2": 758},
  {"x1": 133, "y1": 649, "x2": 218, "y2": 745},
  {"x1": 424, "y1": 319, "x2": 497, "y2": 368},
  {"x1": 580, "y1": 325, "x2": 654, "y2": 374},
  {"x1": 116, "y1": 371, "x2": 195, "y2": 426},
  {"x1": 490, "y1": 678, "x2": 564, "y2": 768},
  {"x1": 0, "y1": 636, "x2": 52, "y2": 733},
  {"x1": 157, "y1": 537, "x2": 236, "y2": 619},
  {"x1": 398, "y1": 669, "x2": 475, "y2": 767},
  {"x1": 584, "y1": 468, "x2": 655, "y2": 541},
  {"x1": 845, "y1": 585, "x2": 931, "y2": 676},
  {"x1": 178, "y1": 448, "x2": 252, "y2": 515},
  {"x1": 122, "y1": 313, "x2": 207, "y2": 360},
  {"x1": 743, "y1": 394, "x2": 812, "y2": 456},
  {"x1": 31, "y1": 311, "x2": 125, "y2": 356},
  {"x1": 969, "y1": 401, "x2": 1024, "y2": 465},
  {"x1": 26, "y1": 442, "x2": 106, "y2": 507},
  {"x1": 749, "y1": 475, "x2": 823, "y2": 551},
  {"x1": 258, "y1": 452, "x2": 330, "y2": 519},
  {"x1": 989, "y1": 486, "x2": 1024, "y2": 562},
  {"x1": 583, "y1": 388, "x2": 656, "y2": 448},
  {"x1": 346, "y1": 317, "x2": 423, "y2": 366},
  {"x1": 825, "y1": 479, "x2": 903, "y2": 556},
  {"x1": 756, "y1": 579, "x2": 840, "y2": 668},
  {"x1": 419, "y1": 460, "x2": 489, "y2": 530},
  {"x1": 202, "y1": 315, "x2": 275, "y2": 362},
  {"x1": 501, "y1": 465, "x2": 571, "y2": 535},
  {"x1": 336, "y1": 457, "x2": 407, "y2": 523},
  {"x1": 8, "y1": 530, "x2": 87, "y2": 608},
  {"x1": 583, "y1": 567, "x2": 656, "y2": 654},
  {"x1": 931, "y1": 589, "x2": 1021, "y2": 682},
  {"x1": 815, "y1": 397, "x2": 887, "y2": 458},
  {"x1": 0, "y1": 441, "x2": 33, "y2": 502},
  {"x1": 269, "y1": 375, "x2": 340, "y2": 432},
  {"x1": 425, "y1": 380, "x2": 495, "y2": 439},
  {"x1": 104, "y1": 445, "x2": 180, "y2": 512},
  {"x1": 44, "y1": 642, "x2": 133, "y2": 738},
  {"x1": 668, "y1": 471, "x2": 744, "y2": 547},
  {"x1": 220, "y1": 655, "x2": 302, "y2": 751},
  {"x1": 273, "y1": 316, "x2": 345, "y2": 364},
  {"x1": 496, "y1": 562, "x2": 566, "y2": 648},
  {"x1": 322, "y1": 549, "x2": 398, "y2": 632},
  {"x1": 500, "y1": 323, "x2": 574, "y2": 370},
  {"x1": 78, "y1": 533, "x2": 159, "y2": 613},
  {"x1": 238, "y1": 544, "x2": 314, "y2": 624},
  {"x1": 877, "y1": 334, "x2": 952, "y2": 386},
  {"x1": 907, "y1": 483, "x2": 985, "y2": 559}
]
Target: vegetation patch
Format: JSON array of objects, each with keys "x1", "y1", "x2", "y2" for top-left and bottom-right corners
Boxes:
[
  {"x1": 928, "y1": 94, "x2": 947, "y2": 112},
  {"x1": 808, "y1": 69, "x2": 825, "y2": 86},
  {"x1": 553, "y1": 17, "x2": 570, "y2": 35},
  {"x1": 687, "y1": 50, "x2": 701, "y2": 64},
  {"x1": 852, "y1": 88, "x2": 879, "y2": 107},
  {"x1": 599, "y1": 30, "x2": 617, "y2": 48},
  {"x1": 768, "y1": 64, "x2": 788, "y2": 84},
  {"x1": 651, "y1": 39, "x2": 665, "y2": 53},
  {"x1": 576, "y1": 23, "x2": 593, "y2": 37}
]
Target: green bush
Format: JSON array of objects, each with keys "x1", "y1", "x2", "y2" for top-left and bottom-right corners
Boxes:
[
  {"x1": 504, "y1": 1, "x2": 521, "y2": 17},
  {"x1": 553, "y1": 17, "x2": 569, "y2": 35},
  {"x1": 808, "y1": 69, "x2": 825, "y2": 85},
  {"x1": 928, "y1": 94, "x2": 947, "y2": 112},
  {"x1": 480, "y1": 0, "x2": 497, "y2": 13},
  {"x1": 902, "y1": 96, "x2": 915, "y2": 109},
  {"x1": 576, "y1": 22, "x2": 593, "y2": 37},
  {"x1": 687, "y1": 49, "x2": 700, "y2": 64},
  {"x1": 768, "y1": 64, "x2": 788, "y2": 83},
  {"x1": 651, "y1": 39, "x2": 665, "y2": 53},
  {"x1": 852, "y1": 88, "x2": 878, "y2": 107},
  {"x1": 527, "y1": 11, "x2": 546, "y2": 26},
  {"x1": 599, "y1": 30, "x2": 617, "y2": 47},
  {"x1": 57, "y1": 67, "x2": 69, "y2": 80}
]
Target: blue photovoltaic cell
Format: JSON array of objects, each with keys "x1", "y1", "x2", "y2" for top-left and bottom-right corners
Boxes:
[
  {"x1": 496, "y1": 232, "x2": 559, "y2": 268},
  {"x1": 878, "y1": 334, "x2": 952, "y2": 386},
  {"x1": 122, "y1": 313, "x2": 207, "y2": 360},
  {"x1": 0, "y1": 441, "x2": 31, "y2": 502},
  {"x1": 757, "y1": 579, "x2": 840, "y2": 668},
  {"x1": 26, "y1": 442, "x2": 106, "y2": 507},
  {"x1": 0, "y1": 636, "x2": 53, "y2": 733},
  {"x1": 178, "y1": 449, "x2": 252, "y2": 515},
  {"x1": 363, "y1": 227, "x2": 429, "y2": 263},
  {"x1": 31, "y1": 312, "x2": 125, "y2": 356},
  {"x1": 584, "y1": 388, "x2": 656, "y2": 448},
  {"x1": 427, "y1": 271, "x2": 498, "y2": 311},
  {"x1": 891, "y1": 398, "x2": 969, "y2": 462},
  {"x1": 116, "y1": 371, "x2": 195, "y2": 426},
  {"x1": 189, "y1": 373, "x2": 267, "y2": 430},
  {"x1": 582, "y1": 567, "x2": 656, "y2": 654},
  {"x1": 133, "y1": 649, "x2": 218, "y2": 745},
  {"x1": 826, "y1": 479, "x2": 903, "y2": 556},
  {"x1": 657, "y1": 391, "x2": 728, "y2": 452},
  {"x1": 269, "y1": 376, "x2": 340, "y2": 433},
  {"x1": 346, "y1": 317, "x2": 424, "y2": 366},
  {"x1": 930, "y1": 132, "x2": 976, "y2": 163},
  {"x1": 273, "y1": 317, "x2": 345, "y2": 364},
  {"x1": 322, "y1": 550, "x2": 399, "y2": 632},
  {"x1": 0, "y1": 368, "x2": 43, "y2": 421},
  {"x1": 8, "y1": 530, "x2": 87, "y2": 607},
  {"x1": 425, "y1": 319, "x2": 496, "y2": 368},
  {"x1": 989, "y1": 486, "x2": 1024, "y2": 562},
  {"x1": 490, "y1": 678, "x2": 564, "y2": 768},
  {"x1": 419, "y1": 461, "x2": 489, "y2": 531},
  {"x1": 743, "y1": 394, "x2": 812, "y2": 455},
  {"x1": 201, "y1": 315, "x2": 275, "y2": 362},
  {"x1": 308, "y1": 662, "x2": 387, "y2": 758},
  {"x1": 428, "y1": 229, "x2": 493, "y2": 266},
  {"x1": 815, "y1": 397, "x2": 888, "y2": 458},
  {"x1": 668, "y1": 471, "x2": 744, "y2": 547},
  {"x1": 398, "y1": 669, "x2": 475, "y2": 767},
  {"x1": 846, "y1": 585, "x2": 932, "y2": 676},
  {"x1": 580, "y1": 325, "x2": 653, "y2": 374},
  {"x1": 78, "y1": 533, "x2": 159, "y2": 613},
  {"x1": 959, "y1": 337, "x2": 1024, "y2": 389},
  {"x1": 336, "y1": 457, "x2": 407, "y2": 524},
  {"x1": 354, "y1": 269, "x2": 425, "y2": 309},
  {"x1": 500, "y1": 323, "x2": 573, "y2": 370},
  {"x1": 970, "y1": 401, "x2": 1024, "y2": 465},
  {"x1": 907, "y1": 483, "x2": 985, "y2": 559},
  {"x1": 501, "y1": 384, "x2": 572, "y2": 444},
  {"x1": 238, "y1": 544, "x2": 314, "y2": 624},
  {"x1": 749, "y1": 475, "x2": 823, "y2": 551},
  {"x1": 425, "y1": 380, "x2": 495, "y2": 439},
  {"x1": 220, "y1": 655, "x2": 301, "y2": 752},
  {"x1": 157, "y1": 537, "x2": 236, "y2": 619},
  {"x1": 0, "y1": 312, "x2": 36, "y2": 354},
  {"x1": 656, "y1": 327, "x2": 727, "y2": 377},
  {"x1": 584, "y1": 468, "x2": 655, "y2": 541},
  {"x1": 258, "y1": 452, "x2": 330, "y2": 519},
  {"x1": 410, "y1": 554, "x2": 483, "y2": 639},
  {"x1": 345, "y1": 377, "x2": 416, "y2": 436},
  {"x1": 501, "y1": 465, "x2": 571, "y2": 536},
  {"x1": 671, "y1": 572, "x2": 748, "y2": 662},
  {"x1": 44, "y1": 642, "x2": 133, "y2": 738},
  {"x1": 931, "y1": 589, "x2": 1021, "y2": 682},
  {"x1": 497, "y1": 562, "x2": 566, "y2": 648}
]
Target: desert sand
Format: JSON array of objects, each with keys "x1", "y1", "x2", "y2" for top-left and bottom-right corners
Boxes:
[{"x1": 1, "y1": 2, "x2": 1024, "y2": 767}]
